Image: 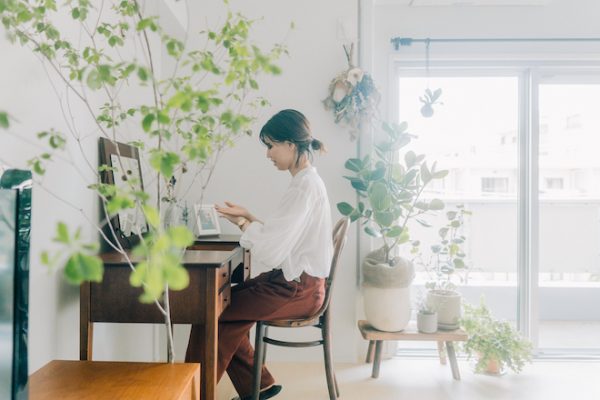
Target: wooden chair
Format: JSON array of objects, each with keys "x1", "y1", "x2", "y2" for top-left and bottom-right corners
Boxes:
[{"x1": 251, "y1": 217, "x2": 350, "y2": 400}]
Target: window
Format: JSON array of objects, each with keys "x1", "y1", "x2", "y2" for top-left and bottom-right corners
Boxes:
[
  {"x1": 481, "y1": 177, "x2": 509, "y2": 193},
  {"x1": 396, "y1": 66, "x2": 600, "y2": 356},
  {"x1": 544, "y1": 177, "x2": 564, "y2": 190}
]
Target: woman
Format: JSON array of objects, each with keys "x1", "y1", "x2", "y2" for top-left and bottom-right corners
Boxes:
[{"x1": 186, "y1": 109, "x2": 333, "y2": 400}]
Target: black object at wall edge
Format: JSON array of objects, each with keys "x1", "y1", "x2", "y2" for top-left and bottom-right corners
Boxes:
[{"x1": 1, "y1": 169, "x2": 32, "y2": 400}]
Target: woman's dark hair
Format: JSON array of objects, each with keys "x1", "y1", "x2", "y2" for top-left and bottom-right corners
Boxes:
[{"x1": 259, "y1": 109, "x2": 327, "y2": 166}]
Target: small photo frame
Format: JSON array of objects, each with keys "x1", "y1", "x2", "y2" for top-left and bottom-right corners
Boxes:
[{"x1": 194, "y1": 204, "x2": 221, "y2": 236}]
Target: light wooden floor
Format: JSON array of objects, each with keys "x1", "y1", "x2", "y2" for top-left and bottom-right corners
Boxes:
[{"x1": 217, "y1": 358, "x2": 600, "y2": 400}]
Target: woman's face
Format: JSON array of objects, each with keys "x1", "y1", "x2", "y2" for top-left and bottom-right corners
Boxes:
[{"x1": 264, "y1": 138, "x2": 296, "y2": 170}]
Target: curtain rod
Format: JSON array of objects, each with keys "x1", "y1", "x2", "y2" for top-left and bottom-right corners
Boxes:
[{"x1": 391, "y1": 37, "x2": 600, "y2": 51}]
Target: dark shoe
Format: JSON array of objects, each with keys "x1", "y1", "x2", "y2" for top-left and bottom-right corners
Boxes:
[{"x1": 233, "y1": 384, "x2": 283, "y2": 400}]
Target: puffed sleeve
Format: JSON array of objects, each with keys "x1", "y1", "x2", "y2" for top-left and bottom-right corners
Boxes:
[{"x1": 240, "y1": 187, "x2": 312, "y2": 268}]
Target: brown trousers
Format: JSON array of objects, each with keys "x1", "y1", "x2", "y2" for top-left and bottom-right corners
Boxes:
[{"x1": 185, "y1": 269, "x2": 325, "y2": 398}]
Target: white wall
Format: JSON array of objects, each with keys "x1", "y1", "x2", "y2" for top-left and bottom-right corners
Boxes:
[
  {"x1": 0, "y1": 0, "x2": 362, "y2": 373},
  {"x1": 166, "y1": 0, "x2": 361, "y2": 363}
]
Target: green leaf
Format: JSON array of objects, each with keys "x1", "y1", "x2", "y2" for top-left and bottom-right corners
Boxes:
[
  {"x1": 368, "y1": 167, "x2": 386, "y2": 181},
  {"x1": 164, "y1": 264, "x2": 189, "y2": 290},
  {"x1": 364, "y1": 226, "x2": 381, "y2": 238},
  {"x1": 0, "y1": 112, "x2": 9, "y2": 128},
  {"x1": 56, "y1": 222, "x2": 69, "y2": 244},
  {"x1": 337, "y1": 202, "x2": 354, "y2": 216},
  {"x1": 137, "y1": 67, "x2": 149, "y2": 81},
  {"x1": 40, "y1": 251, "x2": 50, "y2": 266},
  {"x1": 129, "y1": 261, "x2": 147, "y2": 287},
  {"x1": 64, "y1": 252, "x2": 103, "y2": 284},
  {"x1": 374, "y1": 211, "x2": 395, "y2": 227},
  {"x1": 142, "y1": 113, "x2": 155, "y2": 132},
  {"x1": 404, "y1": 151, "x2": 416, "y2": 168},
  {"x1": 429, "y1": 198, "x2": 445, "y2": 210},
  {"x1": 420, "y1": 162, "x2": 432, "y2": 184},
  {"x1": 143, "y1": 205, "x2": 160, "y2": 228},
  {"x1": 344, "y1": 158, "x2": 362, "y2": 172},
  {"x1": 150, "y1": 151, "x2": 180, "y2": 178},
  {"x1": 86, "y1": 70, "x2": 101, "y2": 90},
  {"x1": 168, "y1": 226, "x2": 194, "y2": 247},
  {"x1": 368, "y1": 182, "x2": 391, "y2": 211},
  {"x1": 385, "y1": 226, "x2": 404, "y2": 237},
  {"x1": 433, "y1": 170, "x2": 449, "y2": 179}
]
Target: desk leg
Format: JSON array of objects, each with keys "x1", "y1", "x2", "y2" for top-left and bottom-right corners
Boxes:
[
  {"x1": 437, "y1": 341, "x2": 447, "y2": 365},
  {"x1": 371, "y1": 341, "x2": 383, "y2": 379},
  {"x1": 201, "y1": 268, "x2": 219, "y2": 400},
  {"x1": 80, "y1": 283, "x2": 93, "y2": 360},
  {"x1": 446, "y1": 342, "x2": 461, "y2": 380}
]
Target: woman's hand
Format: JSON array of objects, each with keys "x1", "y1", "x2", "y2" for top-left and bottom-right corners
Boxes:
[{"x1": 215, "y1": 201, "x2": 249, "y2": 219}]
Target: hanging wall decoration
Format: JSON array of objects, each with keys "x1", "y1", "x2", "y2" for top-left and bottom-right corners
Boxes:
[{"x1": 323, "y1": 44, "x2": 380, "y2": 140}]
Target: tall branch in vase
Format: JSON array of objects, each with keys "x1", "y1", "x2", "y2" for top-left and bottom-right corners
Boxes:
[{"x1": 0, "y1": 0, "x2": 287, "y2": 361}]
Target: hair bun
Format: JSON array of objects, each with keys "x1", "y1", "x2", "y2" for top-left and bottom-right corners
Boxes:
[{"x1": 310, "y1": 137, "x2": 327, "y2": 153}]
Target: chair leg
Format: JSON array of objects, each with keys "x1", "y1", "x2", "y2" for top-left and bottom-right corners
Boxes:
[
  {"x1": 252, "y1": 322, "x2": 266, "y2": 400},
  {"x1": 333, "y1": 372, "x2": 340, "y2": 398},
  {"x1": 322, "y1": 320, "x2": 338, "y2": 400},
  {"x1": 262, "y1": 325, "x2": 269, "y2": 365}
]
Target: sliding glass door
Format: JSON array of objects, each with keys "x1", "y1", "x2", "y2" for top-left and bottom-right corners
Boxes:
[
  {"x1": 535, "y1": 73, "x2": 600, "y2": 352},
  {"x1": 396, "y1": 64, "x2": 600, "y2": 355}
]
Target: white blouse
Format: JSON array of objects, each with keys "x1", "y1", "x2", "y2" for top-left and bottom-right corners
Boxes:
[{"x1": 240, "y1": 167, "x2": 333, "y2": 281}]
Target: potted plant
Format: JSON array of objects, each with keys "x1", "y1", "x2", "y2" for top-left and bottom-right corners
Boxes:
[
  {"x1": 461, "y1": 300, "x2": 532, "y2": 375},
  {"x1": 415, "y1": 291, "x2": 437, "y2": 334},
  {"x1": 337, "y1": 120, "x2": 448, "y2": 331},
  {"x1": 414, "y1": 205, "x2": 471, "y2": 330}
]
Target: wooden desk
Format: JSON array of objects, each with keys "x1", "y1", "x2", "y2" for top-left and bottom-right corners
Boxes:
[
  {"x1": 30, "y1": 360, "x2": 200, "y2": 400},
  {"x1": 358, "y1": 320, "x2": 468, "y2": 380},
  {"x1": 80, "y1": 236, "x2": 250, "y2": 400}
]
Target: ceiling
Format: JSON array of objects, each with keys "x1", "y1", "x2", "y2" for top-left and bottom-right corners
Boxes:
[{"x1": 374, "y1": 0, "x2": 551, "y2": 6}]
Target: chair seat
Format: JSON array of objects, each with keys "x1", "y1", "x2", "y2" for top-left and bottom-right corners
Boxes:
[{"x1": 264, "y1": 314, "x2": 321, "y2": 328}]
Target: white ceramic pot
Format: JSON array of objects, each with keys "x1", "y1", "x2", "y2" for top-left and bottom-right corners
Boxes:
[
  {"x1": 363, "y1": 286, "x2": 411, "y2": 332},
  {"x1": 417, "y1": 311, "x2": 438, "y2": 334},
  {"x1": 426, "y1": 289, "x2": 462, "y2": 330}
]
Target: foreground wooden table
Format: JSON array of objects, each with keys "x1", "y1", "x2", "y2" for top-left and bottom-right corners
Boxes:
[
  {"x1": 30, "y1": 360, "x2": 200, "y2": 400},
  {"x1": 358, "y1": 320, "x2": 468, "y2": 380},
  {"x1": 81, "y1": 236, "x2": 250, "y2": 400}
]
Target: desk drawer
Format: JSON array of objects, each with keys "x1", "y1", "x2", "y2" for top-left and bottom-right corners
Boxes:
[
  {"x1": 217, "y1": 263, "x2": 230, "y2": 291},
  {"x1": 218, "y1": 284, "x2": 231, "y2": 315}
]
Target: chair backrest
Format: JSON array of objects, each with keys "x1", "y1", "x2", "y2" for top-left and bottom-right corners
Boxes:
[{"x1": 312, "y1": 217, "x2": 350, "y2": 320}]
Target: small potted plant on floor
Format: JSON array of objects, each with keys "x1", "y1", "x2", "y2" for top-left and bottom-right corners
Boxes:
[
  {"x1": 415, "y1": 291, "x2": 437, "y2": 334},
  {"x1": 461, "y1": 300, "x2": 532, "y2": 375}
]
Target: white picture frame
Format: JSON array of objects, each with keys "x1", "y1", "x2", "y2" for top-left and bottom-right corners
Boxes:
[{"x1": 194, "y1": 204, "x2": 221, "y2": 236}]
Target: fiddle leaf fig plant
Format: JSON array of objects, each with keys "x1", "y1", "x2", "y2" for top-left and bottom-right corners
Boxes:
[{"x1": 337, "y1": 120, "x2": 448, "y2": 263}]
